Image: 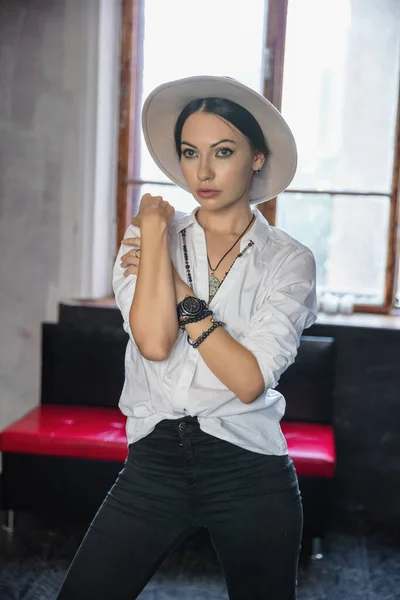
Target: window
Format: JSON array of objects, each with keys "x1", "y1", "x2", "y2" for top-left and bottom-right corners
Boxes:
[
  {"x1": 128, "y1": 0, "x2": 268, "y2": 213},
  {"x1": 275, "y1": 0, "x2": 400, "y2": 311},
  {"x1": 117, "y1": 0, "x2": 400, "y2": 313}
]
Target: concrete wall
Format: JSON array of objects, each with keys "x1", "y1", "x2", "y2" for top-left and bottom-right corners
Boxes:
[{"x1": 0, "y1": 0, "x2": 120, "y2": 431}]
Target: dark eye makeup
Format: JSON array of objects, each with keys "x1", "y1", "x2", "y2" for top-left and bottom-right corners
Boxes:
[{"x1": 181, "y1": 147, "x2": 234, "y2": 159}]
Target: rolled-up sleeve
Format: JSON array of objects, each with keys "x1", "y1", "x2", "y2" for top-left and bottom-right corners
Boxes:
[
  {"x1": 239, "y1": 247, "x2": 317, "y2": 393},
  {"x1": 112, "y1": 224, "x2": 140, "y2": 341}
]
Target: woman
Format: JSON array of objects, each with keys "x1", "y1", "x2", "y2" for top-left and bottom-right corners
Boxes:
[{"x1": 57, "y1": 76, "x2": 317, "y2": 600}]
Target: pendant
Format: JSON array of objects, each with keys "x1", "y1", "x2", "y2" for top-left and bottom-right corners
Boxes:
[{"x1": 209, "y1": 272, "x2": 220, "y2": 300}]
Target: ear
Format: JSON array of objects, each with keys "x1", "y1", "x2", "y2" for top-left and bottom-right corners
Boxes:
[{"x1": 252, "y1": 151, "x2": 265, "y2": 172}]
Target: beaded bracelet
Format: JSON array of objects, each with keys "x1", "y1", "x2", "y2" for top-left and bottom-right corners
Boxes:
[
  {"x1": 179, "y1": 309, "x2": 214, "y2": 330},
  {"x1": 187, "y1": 319, "x2": 225, "y2": 349}
]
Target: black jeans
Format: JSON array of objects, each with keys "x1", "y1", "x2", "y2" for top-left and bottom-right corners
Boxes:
[{"x1": 57, "y1": 416, "x2": 303, "y2": 600}]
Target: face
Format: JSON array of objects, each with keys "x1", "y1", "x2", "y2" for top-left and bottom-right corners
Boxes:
[{"x1": 179, "y1": 111, "x2": 264, "y2": 210}]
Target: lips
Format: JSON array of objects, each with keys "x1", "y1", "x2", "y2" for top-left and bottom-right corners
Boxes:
[{"x1": 197, "y1": 189, "x2": 221, "y2": 199}]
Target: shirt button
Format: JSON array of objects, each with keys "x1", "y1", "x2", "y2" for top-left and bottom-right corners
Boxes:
[{"x1": 178, "y1": 422, "x2": 187, "y2": 431}]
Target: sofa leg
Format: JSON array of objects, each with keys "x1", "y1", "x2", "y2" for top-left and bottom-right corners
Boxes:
[
  {"x1": 311, "y1": 536, "x2": 323, "y2": 560},
  {"x1": 1, "y1": 510, "x2": 15, "y2": 541}
]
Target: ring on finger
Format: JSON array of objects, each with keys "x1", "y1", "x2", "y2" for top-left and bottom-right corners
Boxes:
[{"x1": 134, "y1": 248, "x2": 140, "y2": 258}]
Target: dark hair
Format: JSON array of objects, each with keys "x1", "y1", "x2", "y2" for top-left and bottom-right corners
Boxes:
[{"x1": 174, "y1": 97, "x2": 270, "y2": 162}]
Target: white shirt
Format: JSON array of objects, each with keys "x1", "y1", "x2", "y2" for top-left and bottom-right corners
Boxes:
[{"x1": 112, "y1": 206, "x2": 317, "y2": 455}]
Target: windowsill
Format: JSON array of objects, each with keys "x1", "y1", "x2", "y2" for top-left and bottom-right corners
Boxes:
[
  {"x1": 315, "y1": 311, "x2": 400, "y2": 331},
  {"x1": 64, "y1": 297, "x2": 400, "y2": 331}
]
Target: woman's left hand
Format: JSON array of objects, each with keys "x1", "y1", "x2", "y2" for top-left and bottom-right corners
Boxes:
[
  {"x1": 120, "y1": 235, "x2": 184, "y2": 287},
  {"x1": 120, "y1": 236, "x2": 141, "y2": 277}
]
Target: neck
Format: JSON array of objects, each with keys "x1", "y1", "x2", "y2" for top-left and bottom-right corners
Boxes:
[{"x1": 195, "y1": 203, "x2": 254, "y2": 237}]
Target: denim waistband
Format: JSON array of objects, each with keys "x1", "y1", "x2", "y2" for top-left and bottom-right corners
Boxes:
[{"x1": 155, "y1": 415, "x2": 199, "y2": 428}]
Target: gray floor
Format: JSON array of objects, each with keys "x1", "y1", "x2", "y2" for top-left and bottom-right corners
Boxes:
[{"x1": 0, "y1": 512, "x2": 399, "y2": 600}]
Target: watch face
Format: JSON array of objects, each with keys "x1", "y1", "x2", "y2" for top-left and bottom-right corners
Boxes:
[{"x1": 183, "y1": 296, "x2": 201, "y2": 315}]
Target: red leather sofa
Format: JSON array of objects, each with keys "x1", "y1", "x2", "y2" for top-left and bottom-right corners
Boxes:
[{"x1": 0, "y1": 321, "x2": 336, "y2": 556}]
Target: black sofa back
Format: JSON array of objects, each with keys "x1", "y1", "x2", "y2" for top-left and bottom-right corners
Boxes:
[
  {"x1": 278, "y1": 335, "x2": 336, "y2": 425},
  {"x1": 41, "y1": 323, "x2": 335, "y2": 424},
  {"x1": 41, "y1": 323, "x2": 126, "y2": 408}
]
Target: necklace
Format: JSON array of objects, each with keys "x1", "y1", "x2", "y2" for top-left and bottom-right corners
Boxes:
[
  {"x1": 207, "y1": 214, "x2": 255, "y2": 296},
  {"x1": 181, "y1": 213, "x2": 255, "y2": 302}
]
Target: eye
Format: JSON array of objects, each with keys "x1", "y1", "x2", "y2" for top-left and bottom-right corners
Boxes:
[
  {"x1": 182, "y1": 148, "x2": 197, "y2": 158},
  {"x1": 216, "y1": 147, "x2": 234, "y2": 158}
]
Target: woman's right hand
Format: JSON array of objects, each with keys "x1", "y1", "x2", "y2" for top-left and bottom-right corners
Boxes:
[{"x1": 131, "y1": 193, "x2": 175, "y2": 229}]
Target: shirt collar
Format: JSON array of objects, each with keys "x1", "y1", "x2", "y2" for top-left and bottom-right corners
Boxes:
[{"x1": 173, "y1": 206, "x2": 269, "y2": 251}]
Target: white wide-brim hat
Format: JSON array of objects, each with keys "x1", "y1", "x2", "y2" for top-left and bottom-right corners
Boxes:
[{"x1": 142, "y1": 75, "x2": 297, "y2": 205}]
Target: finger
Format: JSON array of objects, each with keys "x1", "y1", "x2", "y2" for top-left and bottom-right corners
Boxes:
[
  {"x1": 123, "y1": 265, "x2": 138, "y2": 277},
  {"x1": 123, "y1": 263, "x2": 137, "y2": 273},
  {"x1": 121, "y1": 237, "x2": 141, "y2": 246},
  {"x1": 151, "y1": 196, "x2": 163, "y2": 206},
  {"x1": 120, "y1": 247, "x2": 140, "y2": 262},
  {"x1": 141, "y1": 193, "x2": 163, "y2": 205},
  {"x1": 126, "y1": 248, "x2": 140, "y2": 259},
  {"x1": 139, "y1": 193, "x2": 151, "y2": 208},
  {"x1": 121, "y1": 252, "x2": 138, "y2": 265},
  {"x1": 141, "y1": 192, "x2": 153, "y2": 202},
  {"x1": 120, "y1": 258, "x2": 137, "y2": 268},
  {"x1": 131, "y1": 216, "x2": 140, "y2": 227}
]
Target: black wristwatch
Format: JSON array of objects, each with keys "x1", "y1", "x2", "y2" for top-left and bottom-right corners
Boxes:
[{"x1": 177, "y1": 296, "x2": 209, "y2": 321}]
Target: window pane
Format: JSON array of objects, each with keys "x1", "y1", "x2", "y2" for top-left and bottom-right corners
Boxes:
[
  {"x1": 281, "y1": 0, "x2": 400, "y2": 193},
  {"x1": 276, "y1": 193, "x2": 390, "y2": 304},
  {"x1": 139, "y1": 0, "x2": 267, "y2": 186}
]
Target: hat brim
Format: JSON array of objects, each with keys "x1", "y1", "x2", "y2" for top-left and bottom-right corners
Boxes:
[{"x1": 142, "y1": 76, "x2": 297, "y2": 205}]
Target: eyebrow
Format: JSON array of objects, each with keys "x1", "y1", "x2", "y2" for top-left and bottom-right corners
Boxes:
[{"x1": 180, "y1": 139, "x2": 237, "y2": 149}]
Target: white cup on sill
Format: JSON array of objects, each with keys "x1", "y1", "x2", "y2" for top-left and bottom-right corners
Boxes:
[
  {"x1": 321, "y1": 293, "x2": 339, "y2": 314},
  {"x1": 338, "y1": 294, "x2": 355, "y2": 315}
]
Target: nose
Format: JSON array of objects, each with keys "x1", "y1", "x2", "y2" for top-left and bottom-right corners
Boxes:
[{"x1": 197, "y1": 158, "x2": 214, "y2": 182}]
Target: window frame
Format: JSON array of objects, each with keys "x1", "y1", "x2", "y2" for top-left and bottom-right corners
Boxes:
[
  {"x1": 116, "y1": 0, "x2": 400, "y2": 314},
  {"x1": 116, "y1": 0, "x2": 144, "y2": 247}
]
